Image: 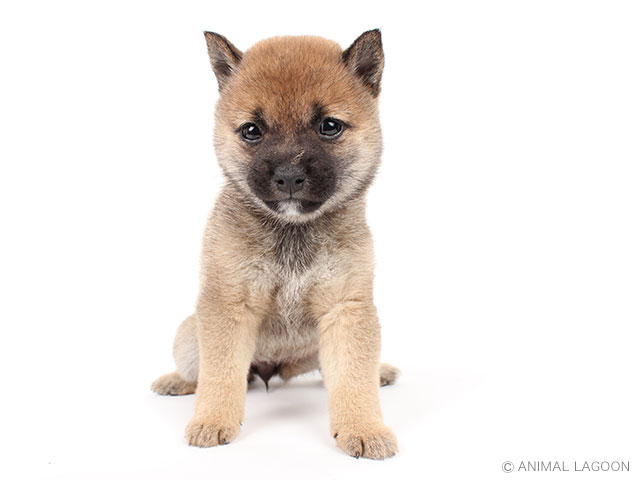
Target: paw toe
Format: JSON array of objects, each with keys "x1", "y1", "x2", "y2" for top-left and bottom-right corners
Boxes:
[
  {"x1": 185, "y1": 419, "x2": 240, "y2": 447},
  {"x1": 335, "y1": 425, "x2": 398, "y2": 460}
]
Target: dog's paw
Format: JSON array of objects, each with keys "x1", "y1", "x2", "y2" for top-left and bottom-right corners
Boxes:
[
  {"x1": 334, "y1": 424, "x2": 398, "y2": 460},
  {"x1": 185, "y1": 417, "x2": 240, "y2": 447},
  {"x1": 151, "y1": 372, "x2": 196, "y2": 396}
]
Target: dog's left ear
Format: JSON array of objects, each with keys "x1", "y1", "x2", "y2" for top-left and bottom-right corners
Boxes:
[
  {"x1": 204, "y1": 31, "x2": 243, "y2": 90},
  {"x1": 342, "y1": 29, "x2": 385, "y2": 97}
]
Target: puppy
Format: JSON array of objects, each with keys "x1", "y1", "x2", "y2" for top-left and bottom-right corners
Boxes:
[{"x1": 152, "y1": 29, "x2": 399, "y2": 460}]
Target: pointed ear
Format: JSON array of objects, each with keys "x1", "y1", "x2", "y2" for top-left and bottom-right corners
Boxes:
[
  {"x1": 342, "y1": 29, "x2": 385, "y2": 97},
  {"x1": 203, "y1": 32, "x2": 243, "y2": 90}
]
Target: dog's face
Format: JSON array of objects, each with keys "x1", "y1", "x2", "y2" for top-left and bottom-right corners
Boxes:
[{"x1": 205, "y1": 31, "x2": 384, "y2": 222}]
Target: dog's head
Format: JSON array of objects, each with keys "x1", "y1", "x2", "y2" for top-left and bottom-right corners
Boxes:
[{"x1": 205, "y1": 30, "x2": 384, "y2": 222}]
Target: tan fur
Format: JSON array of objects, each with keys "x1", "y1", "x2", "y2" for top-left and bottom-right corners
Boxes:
[
  {"x1": 151, "y1": 371, "x2": 196, "y2": 396},
  {"x1": 152, "y1": 30, "x2": 398, "y2": 459}
]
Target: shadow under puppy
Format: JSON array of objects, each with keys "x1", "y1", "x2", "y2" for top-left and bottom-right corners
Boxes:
[{"x1": 152, "y1": 29, "x2": 399, "y2": 460}]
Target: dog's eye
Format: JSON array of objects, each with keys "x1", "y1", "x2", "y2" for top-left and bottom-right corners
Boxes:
[
  {"x1": 241, "y1": 123, "x2": 263, "y2": 142},
  {"x1": 319, "y1": 118, "x2": 343, "y2": 138}
]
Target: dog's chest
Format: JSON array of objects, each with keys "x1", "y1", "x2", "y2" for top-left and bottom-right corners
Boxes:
[
  {"x1": 247, "y1": 221, "x2": 337, "y2": 362},
  {"x1": 251, "y1": 255, "x2": 328, "y2": 362},
  {"x1": 273, "y1": 268, "x2": 314, "y2": 322}
]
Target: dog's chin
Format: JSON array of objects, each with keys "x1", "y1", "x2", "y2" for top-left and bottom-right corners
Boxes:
[
  {"x1": 261, "y1": 198, "x2": 325, "y2": 222},
  {"x1": 275, "y1": 199, "x2": 303, "y2": 218}
]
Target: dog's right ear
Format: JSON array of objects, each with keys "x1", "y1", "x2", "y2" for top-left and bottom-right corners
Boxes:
[{"x1": 204, "y1": 32, "x2": 243, "y2": 90}]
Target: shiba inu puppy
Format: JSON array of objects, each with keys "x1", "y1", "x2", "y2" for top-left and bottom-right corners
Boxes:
[{"x1": 152, "y1": 29, "x2": 399, "y2": 460}]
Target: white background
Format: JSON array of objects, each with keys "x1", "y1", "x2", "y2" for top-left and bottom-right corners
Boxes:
[{"x1": 1, "y1": 1, "x2": 638, "y2": 478}]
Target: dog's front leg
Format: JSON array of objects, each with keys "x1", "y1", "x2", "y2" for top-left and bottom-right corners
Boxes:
[
  {"x1": 185, "y1": 296, "x2": 259, "y2": 447},
  {"x1": 318, "y1": 300, "x2": 398, "y2": 459}
]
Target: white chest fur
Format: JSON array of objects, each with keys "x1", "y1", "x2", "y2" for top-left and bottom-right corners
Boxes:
[{"x1": 251, "y1": 258, "x2": 327, "y2": 364}]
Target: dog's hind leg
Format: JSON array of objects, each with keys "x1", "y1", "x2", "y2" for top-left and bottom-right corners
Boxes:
[
  {"x1": 278, "y1": 357, "x2": 400, "y2": 388},
  {"x1": 151, "y1": 371, "x2": 197, "y2": 395},
  {"x1": 379, "y1": 363, "x2": 400, "y2": 386},
  {"x1": 279, "y1": 355, "x2": 320, "y2": 381},
  {"x1": 151, "y1": 314, "x2": 199, "y2": 395}
]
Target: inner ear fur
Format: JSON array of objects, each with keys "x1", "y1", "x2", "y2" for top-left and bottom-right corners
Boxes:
[
  {"x1": 204, "y1": 31, "x2": 243, "y2": 90},
  {"x1": 342, "y1": 29, "x2": 385, "y2": 97}
]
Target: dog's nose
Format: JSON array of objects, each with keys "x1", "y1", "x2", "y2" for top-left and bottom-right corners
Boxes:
[{"x1": 273, "y1": 165, "x2": 306, "y2": 194}]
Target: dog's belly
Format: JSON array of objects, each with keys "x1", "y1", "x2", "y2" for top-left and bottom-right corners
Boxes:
[{"x1": 253, "y1": 312, "x2": 318, "y2": 363}]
